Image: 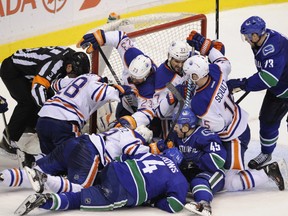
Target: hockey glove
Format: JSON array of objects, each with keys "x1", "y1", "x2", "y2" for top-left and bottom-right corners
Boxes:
[
  {"x1": 166, "y1": 92, "x2": 178, "y2": 105},
  {"x1": 187, "y1": 30, "x2": 212, "y2": 56},
  {"x1": 0, "y1": 96, "x2": 8, "y2": 113},
  {"x1": 212, "y1": 40, "x2": 225, "y2": 55},
  {"x1": 99, "y1": 76, "x2": 109, "y2": 83},
  {"x1": 76, "y1": 29, "x2": 105, "y2": 54},
  {"x1": 226, "y1": 78, "x2": 247, "y2": 93},
  {"x1": 112, "y1": 84, "x2": 139, "y2": 97},
  {"x1": 115, "y1": 115, "x2": 137, "y2": 130},
  {"x1": 149, "y1": 139, "x2": 174, "y2": 154},
  {"x1": 175, "y1": 84, "x2": 187, "y2": 98}
]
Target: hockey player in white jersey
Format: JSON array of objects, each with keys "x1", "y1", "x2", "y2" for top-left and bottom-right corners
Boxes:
[
  {"x1": 159, "y1": 39, "x2": 226, "y2": 139},
  {"x1": 35, "y1": 73, "x2": 137, "y2": 154},
  {"x1": 180, "y1": 31, "x2": 288, "y2": 193},
  {"x1": 0, "y1": 125, "x2": 154, "y2": 193},
  {"x1": 77, "y1": 30, "x2": 157, "y2": 131},
  {"x1": 181, "y1": 31, "x2": 250, "y2": 172},
  {"x1": 152, "y1": 40, "x2": 192, "y2": 138}
]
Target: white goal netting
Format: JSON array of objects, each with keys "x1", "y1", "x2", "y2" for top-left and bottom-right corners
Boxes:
[{"x1": 89, "y1": 13, "x2": 207, "y2": 133}]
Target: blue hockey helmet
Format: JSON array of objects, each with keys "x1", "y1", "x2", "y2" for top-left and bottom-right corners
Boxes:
[
  {"x1": 240, "y1": 16, "x2": 266, "y2": 40},
  {"x1": 162, "y1": 147, "x2": 183, "y2": 166},
  {"x1": 173, "y1": 107, "x2": 198, "y2": 132}
]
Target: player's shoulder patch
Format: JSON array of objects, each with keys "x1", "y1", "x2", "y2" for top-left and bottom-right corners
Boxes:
[{"x1": 262, "y1": 44, "x2": 275, "y2": 56}]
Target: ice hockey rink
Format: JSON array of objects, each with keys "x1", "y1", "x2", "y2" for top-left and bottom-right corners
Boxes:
[{"x1": 1, "y1": 2, "x2": 288, "y2": 216}]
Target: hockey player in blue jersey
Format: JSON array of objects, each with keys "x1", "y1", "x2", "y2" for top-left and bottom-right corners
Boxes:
[
  {"x1": 14, "y1": 151, "x2": 188, "y2": 215},
  {"x1": 151, "y1": 107, "x2": 226, "y2": 215},
  {"x1": 77, "y1": 30, "x2": 157, "y2": 131},
  {"x1": 150, "y1": 107, "x2": 287, "y2": 216},
  {"x1": 226, "y1": 16, "x2": 288, "y2": 169}
]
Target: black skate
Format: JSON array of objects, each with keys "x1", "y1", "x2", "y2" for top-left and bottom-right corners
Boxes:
[
  {"x1": 14, "y1": 193, "x2": 50, "y2": 215},
  {"x1": 24, "y1": 167, "x2": 47, "y2": 193},
  {"x1": 185, "y1": 200, "x2": 212, "y2": 216},
  {"x1": 248, "y1": 152, "x2": 272, "y2": 169},
  {"x1": 0, "y1": 172, "x2": 3, "y2": 182},
  {"x1": 262, "y1": 160, "x2": 287, "y2": 191},
  {"x1": 17, "y1": 149, "x2": 35, "y2": 169},
  {"x1": 0, "y1": 137, "x2": 17, "y2": 155}
]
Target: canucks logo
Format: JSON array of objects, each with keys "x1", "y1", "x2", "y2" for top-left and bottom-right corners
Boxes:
[{"x1": 262, "y1": 44, "x2": 275, "y2": 56}]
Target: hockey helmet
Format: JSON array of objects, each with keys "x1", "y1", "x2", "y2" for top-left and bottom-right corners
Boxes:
[
  {"x1": 173, "y1": 107, "x2": 197, "y2": 133},
  {"x1": 168, "y1": 40, "x2": 191, "y2": 62},
  {"x1": 240, "y1": 16, "x2": 266, "y2": 41},
  {"x1": 162, "y1": 147, "x2": 183, "y2": 166},
  {"x1": 65, "y1": 52, "x2": 90, "y2": 76},
  {"x1": 128, "y1": 55, "x2": 152, "y2": 80},
  {"x1": 135, "y1": 125, "x2": 153, "y2": 143},
  {"x1": 183, "y1": 55, "x2": 209, "y2": 82}
]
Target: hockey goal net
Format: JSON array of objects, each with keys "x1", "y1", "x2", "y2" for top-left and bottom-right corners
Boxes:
[{"x1": 89, "y1": 13, "x2": 207, "y2": 133}]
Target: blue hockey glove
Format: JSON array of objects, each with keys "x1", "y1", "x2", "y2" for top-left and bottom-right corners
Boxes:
[
  {"x1": 112, "y1": 84, "x2": 139, "y2": 97},
  {"x1": 99, "y1": 76, "x2": 109, "y2": 83},
  {"x1": 0, "y1": 96, "x2": 8, "y2": 113},
  {"x1": 162, "y1": 147, "x2": 183, "y2": 166},
  {"x1": 226, "y1": 78, "x2": 247, "y2": 93},
  {"x1": 187, "y1": 30, "x2": 212, "y2": 55},
  {"x1": 175, "y1": 84, "x2": 187, "y2": 98},
  {"x1": 76, "y1": 29, "x2": 105, "y2": 54}
]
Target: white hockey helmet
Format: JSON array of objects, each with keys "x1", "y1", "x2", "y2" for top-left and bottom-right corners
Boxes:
[
  {"x1": 168, "y1": 40, "x2": 191, "y2": 62},
  {"x1": 128, "y1": 55, "x2": 152, "y2": 80},
  {"x1": 183, "y1": 55, "x2": 209, "y2": 81},
  {"x1": 135, "y1": 125, "x2": 153, "y2": 143}
]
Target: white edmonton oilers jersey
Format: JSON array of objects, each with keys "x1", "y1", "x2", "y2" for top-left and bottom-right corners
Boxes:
[
  {"x1": 38, "y1": 73, "x2": 120, "y2": 128},
  {"x1": 103, "y1": 30, "x2": 156, "y2": 126},
  {"x1": 88, "y1": 127, "x2": 150, "y2": 166},
  {"x1": 153, "y1": 61, "x2": 190, "y2": 119},
  {"x1": 191, "y1": 49, "x2": 249, "y2": 141}
]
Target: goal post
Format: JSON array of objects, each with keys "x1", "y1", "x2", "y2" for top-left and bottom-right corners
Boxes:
[{"x1": 89, "y1": 13, "x2": 207, "y2": 133}]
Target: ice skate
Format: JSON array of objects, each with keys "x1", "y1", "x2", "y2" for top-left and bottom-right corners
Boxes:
[
  {"x1": 17, "y1": 149, "x2": 35, "y2": 169},
  {"x1": 262, "y1": 159, "x2": 288, "y2": 191},
  {"x1": 248, "y1": 152, "x2": 272, "y2": 169},
  {"x1": 0, "y1": 172, "x2": 3, "y2": 182},
  {"x1": 0, "y1": 137, "x2": 17, "y2": 156},
  {"x1": 24, "y1": 166, "x2": 47, "y2": 193},
  {"x1": 185, "y1": 200, "x2": 212, "y2": 216},
  {"x1": 14, "y1": 193, "x2": 49, "y2": 215}
]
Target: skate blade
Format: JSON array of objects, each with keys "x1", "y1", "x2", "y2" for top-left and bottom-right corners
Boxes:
[
  {"x1": 14, "y1": 194, "x2": 37, "y2": 215},
  {"x1": 24, "y1": 166, "x2": 43, "y2": 193},
  {"x1": 184, "y1": 203, "x2": 211, "y2": 216},
  {"x1": 277, "y1": 158, "x2": 288, "y2": 190}
]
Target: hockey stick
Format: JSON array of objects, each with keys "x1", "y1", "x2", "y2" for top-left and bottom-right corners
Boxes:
[
  {"x1": 165, "y1": 82, "x2": 185, "y2": 142},
  {"x1": 97, "y1": 46, "x2": 136, "y2": 112},
  {"x1": 236, "y1": 91, "x2": 249, "y2": 104},
  {"x1": 215, "y1": 0, "x2": 220, "y2": 39},
  {"x1": 2, "y1": 113, "x2": 10, "y2": 143},
  {"x1": 184, "y1": 78, "x2": 194, "y2": 108}
]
